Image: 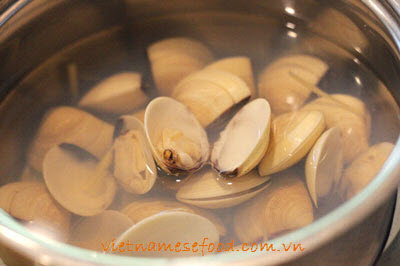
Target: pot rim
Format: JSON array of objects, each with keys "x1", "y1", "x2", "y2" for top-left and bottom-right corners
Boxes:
[{"x1": 1, "y1": 0, "x2": 400, "y2": 265}]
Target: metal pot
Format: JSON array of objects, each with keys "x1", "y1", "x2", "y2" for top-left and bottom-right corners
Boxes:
[{"x1": 0, "y1": 0, "x2": 400, "y2": 265}]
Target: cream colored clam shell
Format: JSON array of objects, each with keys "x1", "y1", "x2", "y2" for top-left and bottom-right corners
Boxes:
[
  {"x1": 69, "y1": 210, "x2": 133, "y2": 251},
  {"x1": 43, "y1": 144, "x2": 117, "y2": 216},
  {"x1": 27, "y1": 106, "x2": 114, "y2": 172},
  {"x1": 148, "y1": 38, "x2": 214, "y2": 96},
  {"x1": 176, "y1": 168, "x2": 270, "y2": 209},
  {"x1": 112, "y1": 116, "x2": 157, "y2": 194},
  {"x1": 204, "y1": 56, "x2": 256, "y2": 97},
  {"x1": 259, "y1": 111, "x2": 326, "y2": 176},
  {"x1": 111, "y1": 212, "x2": 219, "y2": 257},
  {"x1": 258, "y1": 55, "x2": 328, "y2": 114},
  {"x1": 144, "y1": 97, "x2": 209, "y2": 175},
  {"x1": 78, "y1": 72, "x2": 147, "y2": 114},
  {"x1": 305, "y1": 127, "x2": 344, "y2": 206},
  {"x1": 211, "y1": 98, "x2": 271, "y2": 178}
]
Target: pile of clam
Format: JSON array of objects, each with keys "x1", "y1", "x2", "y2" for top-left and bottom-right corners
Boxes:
[{"x1": 0, "y1": 37, "x2": 394, "y2": 256}]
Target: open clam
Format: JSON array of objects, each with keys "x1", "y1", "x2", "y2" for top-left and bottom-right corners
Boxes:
[
  {"x1": 110, "y1": 212, "x2": 219, "y2": 257},
  {"x1": 176, "y1": 168, "x2": 270, "y2": 209},
  {"x1": 0, "y1": 181, "x2": 71, "y2": 240},
  {"x1": 112, "y1": 116, "x2": 157, "y2": 194},
  {"x1": 305, "y1": 127, "x2": 344, "y2": 206},
  {"x1": 339, "y1": 142, "x2": 394, "y2": 200},
  {"x1": 234, "y1": 172, "x2": 314, "y2": 242},
  {"x1": 78, "y1": 72, "x2": 148, "y2": 114},
  {"x1": 259, "y1": 110, "x2": 325, "y2": 176},
  {"x1": 211, "y1": 98, "x2": 271, "y2": 178},
  {"x1": 42, "y1": 144, "x2": 117, "y2": 216},
  {"x1": 144, "y1": 97, "x2": 209, "y2": 175},
  {"x1": 258, "y1": 55, "x2": 328, "y2": 115},
  {"x1": 69, "y1": 210, "x2": 133, "y2": 251},
  {"x1": 27, "y1": 106, "x2": 114, "y2": 172},
  {"x1": 204, "y1": 56, "x2": 256, "y2": 97},
  {"x1": 121, "y1": 198, "x2": 226, "y2": 236},
  {"x1": 148, "y1": 37, "x2": 214, "y2": 96},
  {"x1": 301, "y1": 94, "x2": 370, "y2": 163},
  {"x1": 172, "y1": 69, "x2": 251, "y2": 127}
]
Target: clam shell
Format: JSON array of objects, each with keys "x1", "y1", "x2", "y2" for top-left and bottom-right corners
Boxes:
[
  {"x1": 301, "y1": 94, "x2": 370, "y2": 163},
  {"x1": 0, "y1": 182, "x2": 71, "y2": 240},
  {"x1": 27, "y1": 106, "x2": 114, "y2": 172},
  {"x1": 259, "y1": 111, "x2": 326, "y2": 176},
  {"x1": 176, "y1": 168, "x2": 270, "y2": 209},
  {"x1": 112, "y1": 116, "x2": 157, "y2": 194},
  {"x1": 204, "y1": 56, "x2": 256, "y2": 97},
  {"x1": 339, "y1": 142, "x2": 394, "y2": 200},
  {"x1": 121, "y1": 198, "x2": 226, "y2": 236},
  {"x1": 144, "y1": 97, "x2": 209, "y2": 175},
  {"x1": 258, "y1": 55, "x2": 328, "y2": 115},
  {"x1": 234, "y1": 172, "x2": 314, "y2": 242},
  {"x1": 111, "y1": 211, "x2": 219, "y2": 257},
  {"x1": 78, "y1": 72, "x2": 147, "y2": 114},
  {"x1": 305, "y1": 127, "x2": 344, "y2": 206},
  {"x1": 69, "y1": 210, "x2": 133, "y2": 251},
  {"x1": 148, "y1": 38, "x2": 214, "y2": 96},
  {"x1": 42, "y1": 144, "x2": 117, "y2": 216},
  {"x1": 211, "y1": 98, "x2": 271, "y2": 178}
]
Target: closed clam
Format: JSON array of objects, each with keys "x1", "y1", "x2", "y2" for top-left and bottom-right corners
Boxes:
[
  {"x1": 301, "y1": 94, "x2": 370, "y2": 163},
  {"x1": 305, "y1": 127, "x2": 344, "y2": 206},
  {"x1": 176, "y1": 168, "x2": 270, "y2": 209},
  {"x1": 0, "y1": 181, "x2": 71, "y2": 241},
  {"x1": 172, "y1": 69, "x2": 251, "y2": 127},
  {"x1": 78, "y1": 72, "x2": 148, "y2": 114},
  {"x1": 111, "y1": 212, "x2": 219, "y2": 257},
  {"x1": 234, "y1": 172, "x2": 314, "y2": 242},
  {"x1": 69, "y1": 210, "x2": 133, "y2": 251},
  {"x1": 144, "y1": 97, "x2": 209, "y2": 175},
  {"x1": 211, "y1": 98, "x2": 271, "y2": 178},
  {"x1": 204, "y1": 56, "x2": 256, "y2": 97},
  {"x1": 339, "y1": 142, "x2": 394, "y2": 200},
  {"x1": 121, "y1": 198, "x2": 226, "y2": 236},
  {"x1": 27, "y1": 106, "x2": 114, "y2": 172},
  {"x1": 258, "y1": 55, "x2": 328, "y2": 114},
  {"x1": 259, "y1": 110, "x2": 325, "y2": 176},
  {"x1": 112, "y1": 116, "x2": 157, "y2": 194},
  {"x1": 43, "y1": 144, "x2": 117, "y2": 216},
  {"x1": 148, "y1": 37, "x2": 214, "y2": 96}
]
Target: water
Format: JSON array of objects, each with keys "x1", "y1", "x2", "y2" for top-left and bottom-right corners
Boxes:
[{"x1": 0, "y1": 10, "x2": 399, "y2": 256}]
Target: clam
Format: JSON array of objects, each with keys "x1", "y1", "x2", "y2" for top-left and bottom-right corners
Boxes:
[
  {"x1": 144, "y1": 97, "x2": 209, "y2": 175},
  {"x1": 211, "y1": 98, "x2": 271, "y2": 178},
  {"x1": 27, "y1": 106, "x2": 114, "y2": 172},
  {"x1": 147, "y1": 37, "x2": 214, "y2": 96},
  {"x1": 305, "y1": 127, "x2": 344, "y2": 206},
  {"x1": 42, "y1": 144, "x2": 117, "y2": 216},
  {"x1": 78, "y1": 72, "x2": 148, "y2": 114},
  {"x1": 204, "y1": 56, "x2": 256, "y2": 97},
  {"x1": 69, "y1": 210, "x2": 133, "y2": 251},
  {"x1": 172, "y1": 69, "x2": 251, "y2": 127},
  {"x1": 112, "y1": 116, "x2": 157, "y2": 194},
  {"x1": 110, "y1": 212, "x2": 219, "y2": 257},
  {"x1": 176, "y1": 168, "x2": 270, "y2": 209},
  {"x1": 121, "y1": 198, "x2": 226, "y2": 236},
  {"x1": 0, "y1": 182, "x2": 71, "y2": 240},
  {"x1": 339, "y1": 142, "x2": 394, "y2": 200},
  {"x1": 301, "y1": 94, "x2": 370, "y2": 163},
  {"x1": 234, "y1": 172, "x2": 314, "y2": 242},
  {"x1": 259, "y1": 111, "x2": 326, "y2": 176},
  {"x1": 258, "y1": 55, "x2": 328, "y2": 115}
]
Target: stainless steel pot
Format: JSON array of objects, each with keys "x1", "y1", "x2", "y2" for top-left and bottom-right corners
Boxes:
[{"x1": 1, "y1": 0, "x2": 400, "y2": 265}]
